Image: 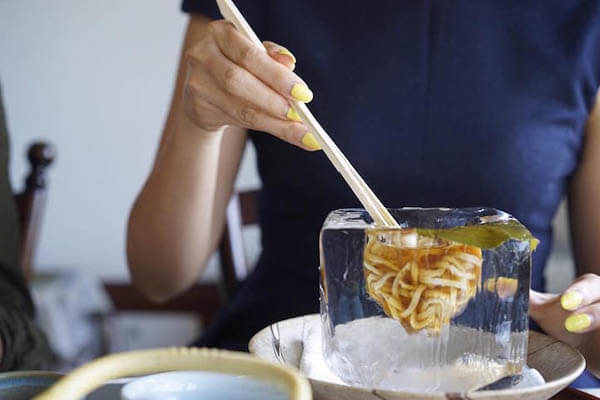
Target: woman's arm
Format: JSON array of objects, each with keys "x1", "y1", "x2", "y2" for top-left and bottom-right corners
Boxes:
[
  {"x1": 127, "y1": 15, "x2": 247, "y2": 302},
  {"x1": 530, "y1": 92, "x2": 600, "y2": 378},
  {"x1": 569, "y1": 92, "x2": 600, "y2": 278},
  {"x1": 127, "y1": 14, "x2": 313, "y2": 302},
  {"x1": 565, "y1": 91, "x2": 600, "y2": 377}
]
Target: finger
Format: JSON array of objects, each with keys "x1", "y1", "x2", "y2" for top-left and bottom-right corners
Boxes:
[
  {"x1": 201, "y1": 48, "x2": 296, "y2": 123},
  {"x1": 212, "y1": 21, "x2": 313, "y2": 103},
  {"x1": 204, "y1": 82, "x2": 319, "y2": 151},
  {"x1": 186, "y1": 82, "x2": 318, "y2": 151},
  {"x1": 263, "y1": 41, "x2": 296, "y2": 70},
  {"x1": 186, "y1": 37, "x2": 301, "y2": 124},
  {"x1": 560, "y1": 273, "x2": 600, "y2": 311},
  {"x1": 564, "y1": 302, "x2": 600, "y2": 333}
]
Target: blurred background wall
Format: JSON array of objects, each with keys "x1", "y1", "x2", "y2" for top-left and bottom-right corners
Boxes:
[{"x1": 0, "y1": 0, "x2": 261, "y2": 282}]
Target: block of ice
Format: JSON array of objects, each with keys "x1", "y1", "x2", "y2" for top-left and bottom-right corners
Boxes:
[{"x1": 319, "y1": 208, "x2": 537, "y2": 392}]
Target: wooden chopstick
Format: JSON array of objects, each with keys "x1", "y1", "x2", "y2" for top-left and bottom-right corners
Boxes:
[{"x1": 216, "y1": 0, "x2": 398, "y2": 227}]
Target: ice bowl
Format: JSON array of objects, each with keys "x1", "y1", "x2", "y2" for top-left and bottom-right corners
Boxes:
[{"x1": 319, "y1": 207, "x2": 538, "y2": 392}]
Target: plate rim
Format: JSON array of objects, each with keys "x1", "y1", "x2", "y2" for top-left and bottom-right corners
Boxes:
[{"x1": 249, "y1": 314, "x2": 586, "y2": 398}]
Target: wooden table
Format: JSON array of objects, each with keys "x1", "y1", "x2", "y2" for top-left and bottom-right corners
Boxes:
[
  {"x1": 553, "y1": 388, "x2": 600, "y2": 399},
  {"x1": 82, "y1": 383, "x2": 599, "y2": 400}
]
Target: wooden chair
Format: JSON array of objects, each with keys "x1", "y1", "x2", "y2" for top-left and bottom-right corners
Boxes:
[
  {"x1": 104, "y1": 189, "x2": 260, "y2": 324},
  {"x1": 217, "y1": 189, "x2": 259, "y2": 296},
  {"x1": 14, "y1": 142, "x2": 56, "y2": 280}
]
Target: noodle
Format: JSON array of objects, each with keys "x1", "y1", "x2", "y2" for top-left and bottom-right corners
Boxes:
[{"x1": 364, "y1": 229, "x2": 482, "y2": 334}]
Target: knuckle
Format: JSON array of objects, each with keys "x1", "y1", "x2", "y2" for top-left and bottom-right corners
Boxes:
[
  {"x1": 222, "y1": 67, "x2": 242, "y2": 93},
  {"x1": 239, "y1": 45, "x2": 260, "y2": 66},
  {"x1": 185, "y1": 41, "x2": 210, "y2": 67},
  {"x1": 221, "y1": 21, "x2": 237, "y2": 41},
  {"x1": 184, "y1": 47, "x2": 201, "y2": 66},
  {"x1": 238, "y1": 106, "x2": 257, "y2": 126},
  {"x1": 184, "y1": 77, "x2": 203, "y2": 98},
  {"x1": 271, "y1": 69, "x2": 288, "y2": 86},
  {"x1": 282, "y1": 123, "x2": 301, "y2": 143},
  {"x1": 207, "y1": 20, "x2": 223, "y2": 36}
]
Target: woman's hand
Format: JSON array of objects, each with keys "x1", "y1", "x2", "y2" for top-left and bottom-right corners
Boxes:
[
  {"x1": 183, "y1": 19, "x2": 321, "y2": 150},
  {"x1": 530, "y1": 273, "x2": 600, "y2": 377}
]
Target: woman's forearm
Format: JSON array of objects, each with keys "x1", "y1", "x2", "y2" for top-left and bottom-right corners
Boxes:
[
  {"x1": 127, "y1": 113, "x2": 224, "y2": 302},
  {"x1": 127, "y1": 15, "x2": 239, "y2": 302}
]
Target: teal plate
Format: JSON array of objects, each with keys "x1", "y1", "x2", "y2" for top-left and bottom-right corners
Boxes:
[
  {"x1": 0, "y1": 371, "x2": 62, "y2": 400},
  {"x1": 0, "y1": 371, "x2": 125, "y2": 399}
]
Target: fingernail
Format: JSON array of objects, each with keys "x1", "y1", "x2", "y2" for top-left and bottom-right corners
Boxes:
[
  {"x1": 496, "y1": 277, "x2": 518, "y2": 299},
  {"x1": 565, "y1": 313, "x2": 591, "y2": 333},
  {"x1": 301, "y1": 132, "x2": 321, "y2": 150},
  {"x1": 291, "y1": 83, "x2": 313, "y2": 103},
  {"x1": 278, "y1": 48, "x2": 296, "y2": 64},
  {"x1": 484, "y1": 278, "x2": 496, "y2": 293},
  {"x1": 561, "y1": 291, "x2": 582, "y2": 311},
  {"x1": 287, "y1": 107, "x2": 302, "y2": 122}
]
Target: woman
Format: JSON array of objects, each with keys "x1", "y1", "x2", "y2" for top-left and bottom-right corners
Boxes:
[{"x1": 127, "y1": 1, "x2": 600, "y2": 386}]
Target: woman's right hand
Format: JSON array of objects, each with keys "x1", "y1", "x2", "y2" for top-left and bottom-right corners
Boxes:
[{"x1": 182, "y1": 19, "x2": 321, "y2": 151}]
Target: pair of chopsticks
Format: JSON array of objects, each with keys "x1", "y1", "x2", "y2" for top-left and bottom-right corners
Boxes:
[{"x1": 216, "y1": 0, "x2": 398, "y2": 228}]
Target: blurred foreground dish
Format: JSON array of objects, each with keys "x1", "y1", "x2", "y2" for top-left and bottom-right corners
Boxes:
[{"x1": 33, "y1": 347, "x2": 311, "y2": 400}]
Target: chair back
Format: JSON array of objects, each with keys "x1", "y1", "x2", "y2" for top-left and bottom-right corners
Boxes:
[
  {"x1": 14, "y1": 142, "x2": 55, "y2": 279},
  {"x1": 104, "y1": 189, "x2": 260, "y2": 324},
  {"x1": 218, "y1": 189, "x2": 259, "y2": 297}
]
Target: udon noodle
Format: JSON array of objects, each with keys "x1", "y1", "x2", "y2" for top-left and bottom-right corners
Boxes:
[{"x1": 364, "y1": 229, "x2": 482, "y2": 334}]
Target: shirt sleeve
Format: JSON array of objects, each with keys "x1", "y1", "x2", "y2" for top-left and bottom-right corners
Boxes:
[
  {"x1": 0, "y1": 291, "x2": 53, "y2": 371},
  {"x1": 181, "y1": 0, "x2": 222, "y2": 20},
  {"x1": 180, "y1": 1, "x2": 268, "y2": 38},
  {"x1": 0, "y1": 197, "x2": 53, "y2": 371}
]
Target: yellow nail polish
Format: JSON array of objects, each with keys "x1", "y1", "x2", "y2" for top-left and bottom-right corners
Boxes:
[
  {"x1": 301, "y1": 133, "x2": 321, "y2": 150},
  {"x1": 565, "y1": 313, "x2": 591, "y2": 333},
  {"x1": 287, "y1": 107, "x2": 302, "y2": 122},
  {"x1": 291, "y1": 83, "x2": 313, "y2": 103},
  {"x1": 278, "y1": 48, "x2": 296, "y2": 64},
  {"x1": 496, "y1": 277, "x2": 518, "y2": 299},
  {"x1": 484, "y1": 278, "x2": 496, "y2": 293},
  {"x1": 561, "y1": 291, "x2": 582, "y2": 311}
]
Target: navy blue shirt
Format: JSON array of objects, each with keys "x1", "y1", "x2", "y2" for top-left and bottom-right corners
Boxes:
[{"x1": 182, "y1": 0, "x2": 600, "y2": 386}]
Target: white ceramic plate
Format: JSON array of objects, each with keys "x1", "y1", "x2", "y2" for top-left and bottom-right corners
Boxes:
[{"x1": 249, "y1": 314, "x2": 586, "y2": 400}]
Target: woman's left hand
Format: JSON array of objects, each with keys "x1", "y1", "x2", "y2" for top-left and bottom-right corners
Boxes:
[{"x1": 530, "y1": 273, "x2": 600, "y2": 377}]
